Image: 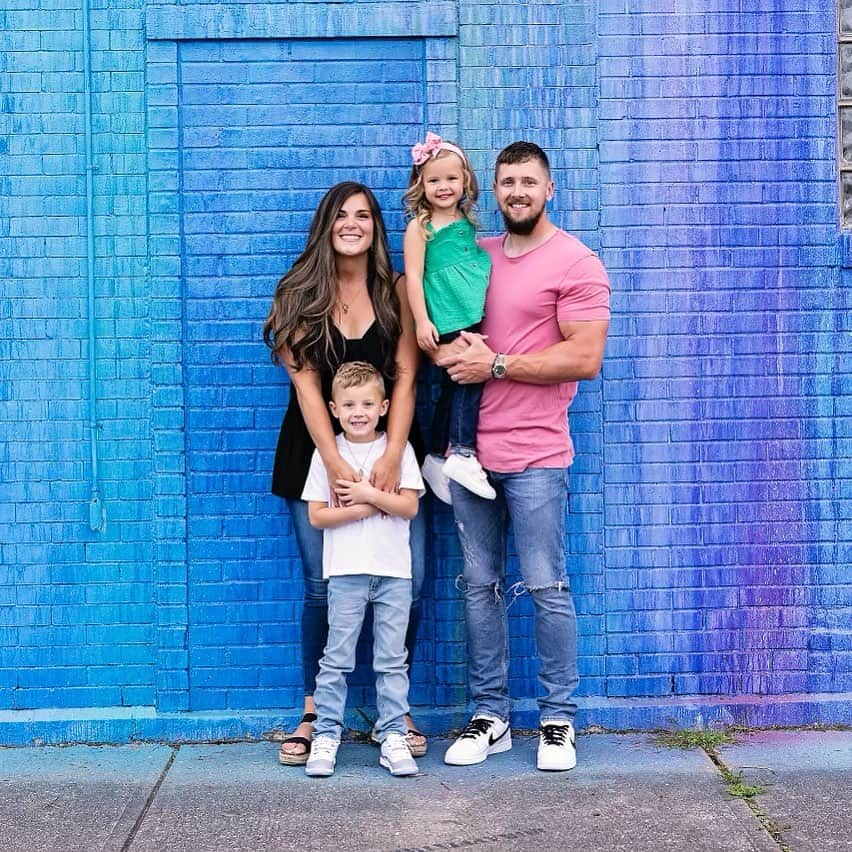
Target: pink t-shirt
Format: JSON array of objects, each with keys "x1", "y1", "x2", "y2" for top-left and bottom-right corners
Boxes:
[{"x1": 477, "y1": 229, "x2": 610, "y2": 472}]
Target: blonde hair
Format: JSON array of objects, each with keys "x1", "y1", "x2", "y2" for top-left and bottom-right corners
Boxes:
[
  {"x1": 331, "y1": 361, "x2": 386, "y2": 399},
  {"x1": 403, "y1": 142, "x2": 480, "y2": 239}
]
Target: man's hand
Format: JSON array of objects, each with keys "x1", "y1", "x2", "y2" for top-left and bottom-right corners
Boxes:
[{"x1": 436, "y1": 331, "x2": 495, "y2": 384}]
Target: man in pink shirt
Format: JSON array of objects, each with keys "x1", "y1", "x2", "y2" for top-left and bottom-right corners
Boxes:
[{"x1": 438, "y1": 142, "x2": 610, "y2": 772}]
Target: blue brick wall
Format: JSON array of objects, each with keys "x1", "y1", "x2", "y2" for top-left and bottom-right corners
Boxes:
[
  {"x1": 597, "y1": 0, "x2": 849, "y2": 699},
  {"x1": 1, "y1": 0, "x2": 850, "y2": 740},
  {"x1": 1, "y1": 0, "x2": 155, "y2": 712}
]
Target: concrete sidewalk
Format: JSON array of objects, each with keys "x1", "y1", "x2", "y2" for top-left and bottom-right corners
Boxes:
[{"x1": 1, "y1": 730, "x2": 850, "y2": 851}]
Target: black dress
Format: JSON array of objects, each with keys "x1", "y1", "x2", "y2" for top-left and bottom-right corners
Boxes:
[{"x1": 271, "y1": 321, "x2": 424, "y2": 500}]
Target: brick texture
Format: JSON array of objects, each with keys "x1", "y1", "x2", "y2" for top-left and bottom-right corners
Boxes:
[{"x1": 0, "y1": 0, "x2": 849, "y2": 731}]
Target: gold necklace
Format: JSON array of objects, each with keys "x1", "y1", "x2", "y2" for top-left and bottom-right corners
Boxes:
[{"x1": 338, "y1": 283, "x2": 367, "y2": 314}]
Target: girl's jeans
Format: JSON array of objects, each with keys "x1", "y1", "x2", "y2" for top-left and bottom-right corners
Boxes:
[{"x1": 430, "y1": 324, "x2": 483, "y2": 457}]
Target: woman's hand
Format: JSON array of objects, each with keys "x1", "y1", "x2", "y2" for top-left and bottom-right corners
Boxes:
[
  {"x1": 370, "y1": 449, "x2": 402, "y2": 493},
  {"x1": 324, "y1": 453, "x2": 360, "y2": 506},
  {"x1": 415, "y1": 319, "x2": 440, "y2": 353}
]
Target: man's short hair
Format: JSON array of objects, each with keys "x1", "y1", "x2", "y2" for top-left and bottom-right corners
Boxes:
[
  {"x1": 495, "y1": 141, "x2": 551, "y2": 177},
  {"x1": 331, "y1": 361, "x2": 386, "y2": 398}
]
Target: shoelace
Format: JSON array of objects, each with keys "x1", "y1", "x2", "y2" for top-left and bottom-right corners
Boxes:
[
  {"x1": 541, "y1": 724, "x2": 573, "y2": 747},
  {"x1": 458, "y1": 718, "x2": 494, "y2": 740},
  {"x1": 383, "y1": 734, "x2": 412, "y2": 759},
  {"x1": 312, "y1": 736, "x2": 337, "y2": 757}
]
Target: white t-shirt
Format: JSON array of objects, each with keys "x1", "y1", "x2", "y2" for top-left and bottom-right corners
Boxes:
[{"x1": 301, "y1": 434, "x2": 425, "y2": 579}]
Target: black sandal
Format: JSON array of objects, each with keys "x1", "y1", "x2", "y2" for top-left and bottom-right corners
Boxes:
[{"x1": 278, "y1": 712, "x2": 317, "y2": 766}]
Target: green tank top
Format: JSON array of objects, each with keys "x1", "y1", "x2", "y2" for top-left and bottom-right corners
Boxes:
[{"x1": 423, "y1": 218, "x2": 491, "y2": 335}]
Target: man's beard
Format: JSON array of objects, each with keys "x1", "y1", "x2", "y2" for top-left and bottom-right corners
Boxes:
[{"x1": 501, "y1": 202, "x2": 545, "y2": 235}]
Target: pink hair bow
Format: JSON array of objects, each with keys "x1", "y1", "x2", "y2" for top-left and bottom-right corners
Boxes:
[{"x1": 411, "y1": 132, "x2": 444, "y2": 166}]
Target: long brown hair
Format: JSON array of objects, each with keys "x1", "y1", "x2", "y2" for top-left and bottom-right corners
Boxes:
[{"x1": 263, "y1": 182, "x2": 401, "y2": 377}]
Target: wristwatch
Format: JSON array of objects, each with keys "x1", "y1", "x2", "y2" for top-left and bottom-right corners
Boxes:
[{"x1": 491, "y1": 353, "x2": 507, "y2": 379}]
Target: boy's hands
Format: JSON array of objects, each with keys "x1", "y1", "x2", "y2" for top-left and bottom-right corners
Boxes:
[
  {"x1": 347, "y1": 503, "x2": 379, "y2": 521},
  {"x1": 335, "y1": 477, "x2": 377, "y2": 507}
]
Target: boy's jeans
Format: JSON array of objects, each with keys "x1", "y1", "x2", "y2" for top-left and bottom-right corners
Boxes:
[
  {"x1": 286, "y1": 499, "x2": 426, "y2": 693},
  {"x1": 313, "y1": 574, "x2": 412, "y2": 742},
  {"x1": 449, "y1": 467, "x2": 579, "y2": 723}
]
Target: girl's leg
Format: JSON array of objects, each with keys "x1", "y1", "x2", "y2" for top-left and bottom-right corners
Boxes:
[{"x1": 448, "y1": 381, "x2": 483, "y2": 456}]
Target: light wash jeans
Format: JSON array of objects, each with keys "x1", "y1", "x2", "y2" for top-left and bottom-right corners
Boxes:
[
  {"x1": 286, "y1": 499, "x2": 426, "y2": 693},
  {"x1": 450, "y1": 466, "x2": 579, "y2": 724},
  {"x1": 312, "y1": 574, "x2": 412, "y2": 742}
]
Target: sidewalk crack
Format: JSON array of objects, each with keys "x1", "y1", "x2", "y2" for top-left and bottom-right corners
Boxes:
[
  {"x1": 119, "y1": 746, "x2": 178, "y2": 852},
  {"x1": 703, "y1": 746, "x2": 791, "y2": 852}
]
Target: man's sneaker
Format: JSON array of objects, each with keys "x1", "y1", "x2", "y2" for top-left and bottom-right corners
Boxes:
[
  {"x1": 442, "y1": 454, "x2": 496, "y2": 500},
  {"x1": 379, "y1": 732, "x2": 418, "y2": 776},
  {"x1": 305, "y1": 734, "x2": 339, "y2": 777},
  {"x1": 537, "y1": 721, "x2": 576, "y2": 771},
  {"x1": 421, "y1": 454, "x2": 452, "y2": 505},
  {"x1": 444, "y1": 714, "x2": 511, "y2": 766}
]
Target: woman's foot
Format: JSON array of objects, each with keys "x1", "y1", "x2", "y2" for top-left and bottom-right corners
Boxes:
[
  {"x1": 404, "y1": 714, "x2": 428, "y2": 757},
  {"x1": 278, "y1": 711, "x2": 317, "y2": 765}
]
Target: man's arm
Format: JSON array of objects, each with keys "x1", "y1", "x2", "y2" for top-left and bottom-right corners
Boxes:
[{"x1": 436, "y1": 319, "x2": 609, "y2": 385}]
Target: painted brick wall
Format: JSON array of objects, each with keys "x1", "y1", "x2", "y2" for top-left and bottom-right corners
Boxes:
[
  {"x1": 1, "y1": 0, "x2": 850, "y2": 740},
  {"x1": 597, "y1": 0, "x2": 850, "y2": 698},
  {"x1": 1, "y1": 0, "x2": 154, "y2": 711},
  {"x1": 457, "y1": 0, "x2": 606, "y2": 702}
]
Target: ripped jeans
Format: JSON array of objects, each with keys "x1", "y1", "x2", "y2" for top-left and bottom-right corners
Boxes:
[{"x1": 450, "y1": 466, "x2": 578, "y2": 723}]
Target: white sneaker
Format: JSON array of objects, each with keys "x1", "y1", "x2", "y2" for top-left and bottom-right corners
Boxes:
[
  {"x1": 380, "y1": 732, "x2": 418, "y2": 776},
  {"x1": 442, "y1": 454, "x2": 496, "y2": 500},
  {"x1": 421, "y1": 454, "x2": 452, "y2": 505},
  {"x1": 443, "y1": 714, "x2": 511, "y2": 766},
  {"x1": 305, "y1": 734, "x2": 339, "y2": 777},
  {"x1": 537, "y1": 721, "x2": 576, "y2": 771}
]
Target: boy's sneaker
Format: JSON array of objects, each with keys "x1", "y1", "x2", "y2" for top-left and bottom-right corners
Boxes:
[
  {"x1": 442, "y1": 454, "x2": 496, "y2": 500},
  {"x1": 421, "y1": 454, "x2": 452, "y2": 505},
  {"x1": 444, "y1": 714, "x2": 511, "y2": 766},
  {"x1": 537, "y1": 721, "x2": 576, "y2": 771},
  {"x1": 305, "y1": 735, "x2": 339, "y2": 777},
  {"x1": 379, "y1": 732, "x2": 418, "y2": 776}
]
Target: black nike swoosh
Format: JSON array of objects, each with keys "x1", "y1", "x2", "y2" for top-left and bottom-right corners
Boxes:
[{"x1": 488, "y1": 726, "x2": 508, "y2": 746}]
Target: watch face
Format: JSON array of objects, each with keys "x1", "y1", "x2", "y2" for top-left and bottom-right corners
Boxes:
[{"x1": 492, "y1": 359, "x2": 506, "y2": 378}]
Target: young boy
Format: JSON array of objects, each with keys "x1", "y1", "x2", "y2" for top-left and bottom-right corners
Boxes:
[{"x1": 301, "y1": 361, "x2": 425, "y2": 777}]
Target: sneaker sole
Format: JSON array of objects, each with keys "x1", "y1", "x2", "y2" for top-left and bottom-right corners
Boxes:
[
  {"x1": 537, "y1": 756, "x2": 577, "y2": 772},
  {"x1": 444, "y1": 732, "x2": 512, "y2": 766},
  {"x1": 379, "y1": 756, "x2": 418, "y2": 776},
  {"x1": 305, "y1": 767, "x2": 335, "y2": 777},
  {"x1": 443, "y1": 471, "x2": 496, "y2": 501}
]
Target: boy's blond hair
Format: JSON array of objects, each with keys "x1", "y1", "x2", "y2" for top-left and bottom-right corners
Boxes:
[{"x1": 331, "y1": 361, "x2": 386, "y2": 399}]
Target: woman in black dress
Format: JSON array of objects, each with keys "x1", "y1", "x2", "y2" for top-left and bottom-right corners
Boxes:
[{"x1": 264, "y1": 182, "x2": 427, "y2": 764}]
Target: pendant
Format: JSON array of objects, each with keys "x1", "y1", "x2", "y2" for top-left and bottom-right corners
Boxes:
[{"x1": 341, "y1": 303, "x2": 349, "y2": 314}]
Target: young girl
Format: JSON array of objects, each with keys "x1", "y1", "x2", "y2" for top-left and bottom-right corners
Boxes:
[{"x1": 403, "y1": 132, "x2": 495, "y2": 503}]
